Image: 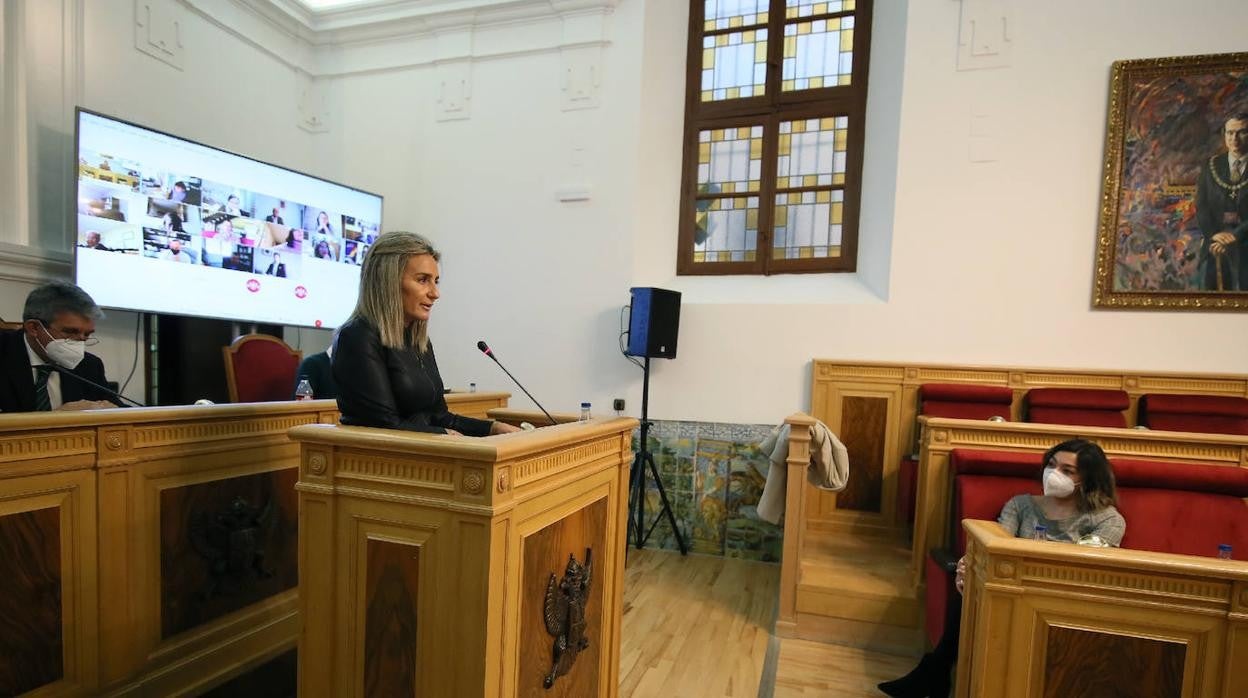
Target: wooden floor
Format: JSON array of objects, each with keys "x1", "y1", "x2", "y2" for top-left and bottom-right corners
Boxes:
[{"x1": 620, "y1": 549, "x2": 919, "y2": 698}]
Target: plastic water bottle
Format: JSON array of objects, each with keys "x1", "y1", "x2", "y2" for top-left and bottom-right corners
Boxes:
[
  {"x1": 295, "y1": 378, "x2": 314, "y2": 401},
  {"x1": 1218, "y1": 544, "x2": 1233, "y2": 560},
  {"x1": 469, "y1": 382, "x2": 477, "y2": 393},
  {"x1": 580, "y1": 402, "x2": 591, "y2": 422},
  {"x1": 1032, "y1": 524, "x2": 1047, "y2": 542}
]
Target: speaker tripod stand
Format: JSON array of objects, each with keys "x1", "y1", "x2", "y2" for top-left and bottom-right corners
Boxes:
[{"x1": 627, "y1": 356, "x2": 687, "y2": 554}]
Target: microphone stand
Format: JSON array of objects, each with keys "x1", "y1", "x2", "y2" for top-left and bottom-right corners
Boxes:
[
  {"x1": 626, "y1": 356, "x2": 687, "y2": 554},
  {"x1": 48, "y1": 364, "x2": 146, "y2": 407}
]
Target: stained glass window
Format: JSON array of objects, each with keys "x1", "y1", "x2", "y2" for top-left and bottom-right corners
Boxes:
[{"x1": 680, "y1": 1, "x2": 870, "y2": 274}]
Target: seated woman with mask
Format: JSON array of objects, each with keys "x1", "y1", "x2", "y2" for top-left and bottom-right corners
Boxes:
[
  {"x1": 332, "y1": 231, "x2": 520, "y2": 436},
  {"x1": 878, "y1": 438, "x2": 1125, "y2": 698}
]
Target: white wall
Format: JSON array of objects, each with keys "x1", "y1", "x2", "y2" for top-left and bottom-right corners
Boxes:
[
  {"x1": 626, "y1": 0, "x2": 1248, "y2": 424},
  {"x1": 1, "y1": 0, "x2": 314, "y2": 405},
  {"x1": 7, "y1": 0, "x2": 1248, "y2": 421}
]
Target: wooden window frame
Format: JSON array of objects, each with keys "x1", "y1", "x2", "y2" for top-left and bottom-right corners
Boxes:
[{"x1": 677, "y1": 0, "x2": 874, "y2": 276}]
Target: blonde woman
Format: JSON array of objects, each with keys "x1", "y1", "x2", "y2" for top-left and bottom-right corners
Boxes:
[{"x1": 332, "y1": 231, "x2": 519, "y2": 436}]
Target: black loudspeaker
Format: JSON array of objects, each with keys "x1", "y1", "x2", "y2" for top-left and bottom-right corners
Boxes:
[{"x1": 626, "y1": 287, "x2": 681, "y2": 359}]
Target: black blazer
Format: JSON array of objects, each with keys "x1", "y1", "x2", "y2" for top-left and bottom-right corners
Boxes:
[
  {"x1": 0, "y1": 330, "x2": 115, "y2": 412},
  {"x1": 293, "y1": 351, "x2": 336, "y2": 399},
  {"x1": 332, "y1": 318, "x2": 492, "y2": 435}
]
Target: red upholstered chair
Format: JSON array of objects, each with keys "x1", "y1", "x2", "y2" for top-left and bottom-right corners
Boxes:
[
  {"x1": 1024, "y1": 387, "x2": 1129, "y2": 428},
  {"x1": 898, "y1": 384, "x2": 1014, "y2": 525},
  {"x1": 1139, "y1": 394, "x2": 1248, "y2": 435},
  {"x1": 222, "y1": 334, "x2": 303, "y2": 403}
]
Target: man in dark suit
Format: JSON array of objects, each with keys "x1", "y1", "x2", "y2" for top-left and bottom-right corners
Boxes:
[
  {"x1": 292, "y1": 348, "x2": 336, "y2": 399},
  {"x1": 265, "y1": 207, "x2": 285, "y2": 225},
  {"x1": 0, "y1": 281, "x2": 118, "y2": 412},
  {"x1": 1195, "y1": 113, "x2": 1248, "y2": 291}
]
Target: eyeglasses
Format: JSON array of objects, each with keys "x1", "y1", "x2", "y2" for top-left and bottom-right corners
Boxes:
[{"x1": 46, "y1": 325, "x2": 99, "y2": 346}]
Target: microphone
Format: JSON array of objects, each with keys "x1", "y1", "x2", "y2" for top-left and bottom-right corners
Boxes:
[
  {"x1": 46, "y1": 364, "x2": 147, "y2": 408},
  {"x1": 476, "y1": 340, "x2": 557, "y2": 426}
]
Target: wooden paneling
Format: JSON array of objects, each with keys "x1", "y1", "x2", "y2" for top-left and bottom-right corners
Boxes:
[
  {"x1": 363, "y1": 539, "x2": 421, "y2": 697},
  {"x1": 835, "y1": 396, "x2": 888, "y2": 513},
  {"x1": 1043, "y1": 626, "x2": 1184, "y2": 698},
  {"x1": 159, "y1": 468, "x2": 299, "y2": 639},
  {"x1": 0, "y1": 506, "x2": 62, "y2": 696},
  {"x1": 518, "y1": 497, "x2": 608, "y2": 698}
]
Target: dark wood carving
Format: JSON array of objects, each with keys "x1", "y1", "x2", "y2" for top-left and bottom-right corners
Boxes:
[
  {"x1": 1044, "y1": 625, "x2": 1185, "y2": 698},
  {"x1": 200, "y1": 648, "x2": 297, "y2": 698},
  {"x1": 519, "y1": 498, "x2": 606, "y2": 698},
  {"x1": 161, "y1": 468, "x2": 298, "y2": 639},
  {"x1": 0, "y1": 506, "x2": 63, "y2": 696},
  {"x1": 363, "y1": 538, "x2": 420, "y2": 697},
  {"x1": 543, "y1": 548, "x2": 593, "y2": 688},
  {"x1": 836, "y1": 395, "x2": 888, "y2": 512}
]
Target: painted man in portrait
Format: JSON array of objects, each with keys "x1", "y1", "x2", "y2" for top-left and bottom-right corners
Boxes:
[{"x1": 1195, "y1": 113, "x2": 1248, "y2": 291}]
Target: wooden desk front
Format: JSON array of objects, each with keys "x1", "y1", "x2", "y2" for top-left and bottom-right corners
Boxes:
[{"x1": 0, "y1": 391, "x2": 507, "y2": 697}]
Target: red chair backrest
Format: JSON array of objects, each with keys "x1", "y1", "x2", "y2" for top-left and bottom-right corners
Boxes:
[
  {"x1": 222, "y1": 334, "x2": 302, "y2": 403},
  {"x1": 1026, "y1": 388, "x2": 1129, "y2": 428},
  {"x1": 1140, "y1": 394, "x2": 1248, "y2": 435},
  {"x1": 920, "y1": 383, "x2": 1013, "y2": 421}
]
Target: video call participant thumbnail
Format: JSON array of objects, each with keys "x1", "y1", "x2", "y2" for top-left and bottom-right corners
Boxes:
[{"x1": 0, "y1": 281, "x2": 118, "y2": 412}]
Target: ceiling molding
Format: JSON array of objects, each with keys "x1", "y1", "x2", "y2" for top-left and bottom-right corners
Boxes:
[{"x1": 181, "y1": 0, "x2": 615, "y2": 79}]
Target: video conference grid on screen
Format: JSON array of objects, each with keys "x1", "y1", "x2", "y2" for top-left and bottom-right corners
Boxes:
[{"x1": 73, "y1": 110, "x2": 382, "y2": 328}]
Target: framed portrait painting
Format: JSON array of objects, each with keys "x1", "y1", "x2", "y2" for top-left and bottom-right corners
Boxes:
[{"x1": 1094, "y1": 51, "x2": 1248, "y2": 310}]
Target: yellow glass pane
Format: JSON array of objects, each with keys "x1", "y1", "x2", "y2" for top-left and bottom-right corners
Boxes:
[
  {"x1": 750, "y1": 138, "x2": 762, "y2": 159},
  {"x1": 803, "y1": 174, "x2": 818, "y2": 187},
  {"x1": 820, "y1": 117, "x2": 836, "y2": 130},
  {"x1": 841, "y1": 28, "x2": 854, "y2": 51},
  {"x1": 798, "y1": 23, "x2": 811, "y2": 35},
  {"x1": 745, "y1": 250, "x2": 756, "y2": 262},
  {"x1": 815, "y1": 190, "x2": 831, "y2": 203},
  {"x1": 845, "y1": 0, "x2": 855, "y2": 9},
  {"x1": 786, "y1": 7, "x2": 797, "y2": 18},
  {"x1": 743, "y1": 30, "x2": 754, "y2": 43},
  {"x1": 838, "y1": 74, "x2": 852, "y2": 85},
  {"x1": 718, "y1": 251, "x2": 732, "y2": 262},
  {"x1": 747, "y1": 180, "x2": 760, "y2": 192},
  {"x1": 729, "y1": 16, "x2": 743, "y2": 28},
  {"x1": 799, "y1": 247, "x2": 814, "y2": 259},
  {"x1": 782, "y1": 79, "x2": 795, "y2": 91},
  {"x1": 712, "y1": 129, "x2": 724, "y2": 141},
  {"x1": 778, "y1": 134, "x2": 791, "y2": 155},
  {"x1": 828, "y1": 18, "x2": 840, "y2": 31},
  {"x1": 835, "y1": 128, "x2": 847, "y2": 150},
  {"x1": 775, "y1": 207, "x2": 788, "y2": 226},
  {"x1": 717, "y1": 34, "x2": 729, "y2": 46},
  {"x1": 758, "y1": 11, "x2": 768, "y2": 23},
  {"x1": 703, "y1": 48, "x2": 715, "y2": 68},
  {"x1": 699, "y1": 143, "x2": 711, "y2": 163},
  {"x1": 727, "y1": 87, "x2": 740, "y2": 99},
  {"x1": 723, "y1": 182, "x2": 737, "y2": 193},
  {"x1": 832, "y1": 202, "x2": 843, "y2": 224},
  {"x1": 737, "y1": 127, "x2": 752, "y2": 138},
  {"x1": 701, "y1": 90, "x2": 713, "y2": 101},
  {"x1": 755, "y1": 41, "x2": 767, "y2": 62},
  {"x1": 772, "y1": 248, "x2": 785, "y2": 259},
  {"x1": 746, "y1": 209, "x2": 759, "y2": 228},
  {"x1": 814, "y1": 2, "x2": 827, "y2": 13},
  {"x1": 792, "y1": 120, "x2": 806, "y2": 133},
  {"x1": 809, "y1": 76, "x2": 824, "y2": 89},
  {"x1": 694, "y1": 251, "x2": 706, "y2": 263},
  {"x1": 784, "y1": 36, "x2": 796, "y2": 56},
  {"x1": 705, "y1": 19, "x2": 717, "y2": 32},
  {"x1": 832, "y1": 173, "x2": 846, "y2": 185},
  {"x1": 788, "y1": 193, "x2": 802, "y2": 204}
]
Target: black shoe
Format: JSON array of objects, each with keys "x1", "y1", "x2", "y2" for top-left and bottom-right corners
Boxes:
[{"x1": 877, "y1": 653, "x2": 942, "y2": 698}]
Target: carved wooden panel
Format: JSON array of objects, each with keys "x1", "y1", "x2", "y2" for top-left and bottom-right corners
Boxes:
[
  {"x1": 1043, "y1": 625, "x2": 1184, "y2": 698},
  {"x1": 363, "y1": 539, "x2": 420, "y2": 697},
  {"x1": 835, "y1": 396, "x2": 888, "y2": 512},
  {"x1": 200, "y1": 648, "x2": 297, "y2": 698},
  {"x1": 518, "y1": 497, "x2": 607, "y2": 698},
  {"x1": 0, "y1": 507, "x2": 63, "y2": 695},
  {"x1": 160, "y1": 468, "x2": 298, "y2": 639}
]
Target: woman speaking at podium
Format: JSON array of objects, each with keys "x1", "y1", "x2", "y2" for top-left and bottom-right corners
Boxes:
[{"x1": 332, "y1": 231, "x2": 519, "y2": 436}]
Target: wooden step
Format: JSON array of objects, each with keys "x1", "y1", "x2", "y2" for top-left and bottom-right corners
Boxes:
[{"x1": 795, "y1": 532, "x2": 921, "y2": 632}]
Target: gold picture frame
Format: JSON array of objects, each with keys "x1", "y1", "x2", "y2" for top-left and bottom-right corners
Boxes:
[{"x1": 1094, "y1": 51, "x2": 1248, "y2": 310}]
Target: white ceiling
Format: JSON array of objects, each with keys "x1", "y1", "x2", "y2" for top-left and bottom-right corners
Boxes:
[{"x1": 292, "y1": 0, "x2": 390, "y2": 9}]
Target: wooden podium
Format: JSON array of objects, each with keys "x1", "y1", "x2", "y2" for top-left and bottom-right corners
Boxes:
[{"x1": 289, "y1": 411, "x2": 637, "y2": 698}]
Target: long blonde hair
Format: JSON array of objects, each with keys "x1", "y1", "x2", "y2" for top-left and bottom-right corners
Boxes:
[{"x1": 350, "y1": 231, "x2": 440, "y2": 352}]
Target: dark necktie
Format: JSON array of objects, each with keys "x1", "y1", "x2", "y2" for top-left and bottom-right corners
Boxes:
[{"x1": 34, "y1": 364, "x2": 54, "y2": 412}]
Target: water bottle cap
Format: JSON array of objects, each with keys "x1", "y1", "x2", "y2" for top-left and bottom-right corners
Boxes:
[
  {"x1": 1034, "y1": 524, "x2": 1047, "y2": 531},
  {"x1": 581, "y1": 402, "x2": 591, "y2": 407},
  {"x1": 1219, "y1": 543, "x2": 1233, "y2": 551}
]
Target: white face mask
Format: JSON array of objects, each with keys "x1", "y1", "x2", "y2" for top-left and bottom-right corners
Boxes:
[
  {"x1": 1043, "y1": 466, "x2": 1077, "y2": 498},
  {"x1": 39, "y1": 324, "x2": 86, "y2": 369}
]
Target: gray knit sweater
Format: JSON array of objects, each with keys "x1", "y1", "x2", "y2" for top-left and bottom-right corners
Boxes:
[{"x1": 997, "y1": 495, "x2": 1126, "y2": 547}]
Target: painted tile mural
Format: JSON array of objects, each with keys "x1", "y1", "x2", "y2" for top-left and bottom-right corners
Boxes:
[{"x1": 631, "y1": 420, "x2": 782, "y2": 562}]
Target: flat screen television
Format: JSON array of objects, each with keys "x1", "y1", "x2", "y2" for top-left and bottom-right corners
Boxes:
[{"x1": 73, "y1": 109, "x2": 382, "y2": 329}]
